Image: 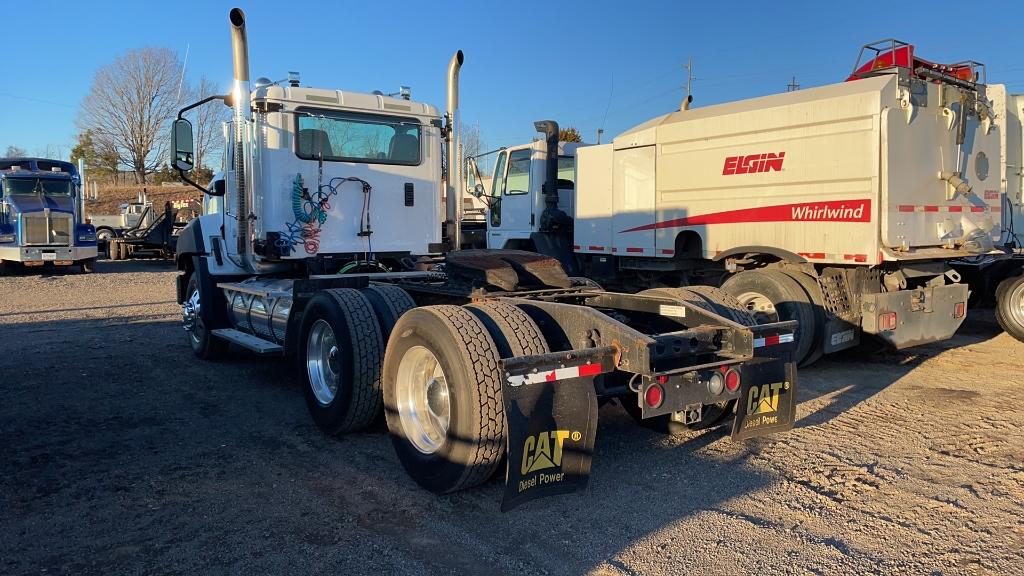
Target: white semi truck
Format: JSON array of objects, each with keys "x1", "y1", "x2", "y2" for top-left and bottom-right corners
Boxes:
[
  {"x1": 471, "y1": 41, "x2": 1024, "y2": 365},
  {"x1": 169, "y1": 8, "x2": 801, "y2": 510}
]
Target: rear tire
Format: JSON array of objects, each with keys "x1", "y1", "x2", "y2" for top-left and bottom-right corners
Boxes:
[
  {"x1": 995, "y1": 274, "x2": 1024, "y2": 343},
  {"x1": 80, "y1": 258, "x2": 96, "y2": 274},
  {"x1": 466, "y1": 301, "x2": 549, "y2": 358},
  {"x1": 108, "y1": 239, "x2": 121, "y2": 261},
  {"x1": 300, "y1": 288, "x2": 384, "y2": 435},
  {"x1": 777, "y1": 269, "x2": 826, "y2": 366},
  {"x1": 569, "y1": 277, "x2": 605, "y2": 291},
  {"x1": 360, "y1": 285, "x2": 416, "y2": 342},
  {"x1": 721, "y1": 269, "x2": 817, "y2": 365},
  {"x1": 184, "y1": 272, "x2": 228, "y2": 360},
  {"x1": 383, "y1": 305, "x2": 506, "y2": 494}
]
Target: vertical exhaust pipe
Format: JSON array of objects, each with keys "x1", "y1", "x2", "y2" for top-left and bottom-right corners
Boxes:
[
  {"x1": 533, "y1": 120, "x2": 559, "y2": 208},
  {"x1": 229, "y1": 8, "x2": 253, "y2": 268},
  {"x1": 445, "y1": 50, "x2": 464, "y2": 251}
]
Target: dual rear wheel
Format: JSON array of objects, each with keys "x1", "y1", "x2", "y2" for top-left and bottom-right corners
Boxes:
[
  {"x1": 382, "y1": 302, "x2": 547, "y2": 494},
  {"x1": 721, "y1": 268, "x2": 824, "y2": 366}
]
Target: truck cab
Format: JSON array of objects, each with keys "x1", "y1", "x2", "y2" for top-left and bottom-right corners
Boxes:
[
  {"x1": 476, "y1": 140, "x2": 583, "y2": 251},
  {"x1": 177, "y1": 81, "x2": 445, "y2": 281},
  {"x1": 0, "y1": 158, "x2": 97, "y2": 272}
]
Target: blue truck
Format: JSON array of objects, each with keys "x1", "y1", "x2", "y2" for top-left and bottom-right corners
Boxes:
[{"x1": 0, "y1": 158, "x2": 97, "y2": 273}]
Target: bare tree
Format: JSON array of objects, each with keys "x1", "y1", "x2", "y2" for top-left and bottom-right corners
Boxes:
[
  {"x1": 4, "y1": 145, "x2": 27, "y2": 158},
  {"x1": 461, "y1": 122, "x2": 484, "y2": 160},
  {"x1": 78, "y1": 47, "x2": 183, "y2": 184},
  {"x1": 189, "y1": 75, "x2": 229, "y2": 173},
  {"x1": 34, "y1": 144, "x2": 68, "y2": 160}
]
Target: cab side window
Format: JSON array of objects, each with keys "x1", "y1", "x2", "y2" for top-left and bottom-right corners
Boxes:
[{"x1": 504, "y1": 149, "x2": 531, "y2": 195}]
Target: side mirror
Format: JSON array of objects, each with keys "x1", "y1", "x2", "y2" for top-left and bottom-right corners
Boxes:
[
  {"x1": 171, "y1": 118, "x2": 195, "y2": 172},
  {"x1": 209, "y1": 179, "x2": 226, "y2": 197},
  {"x1": 471, "y1": 183, "x2": 486, "y2": 198}
]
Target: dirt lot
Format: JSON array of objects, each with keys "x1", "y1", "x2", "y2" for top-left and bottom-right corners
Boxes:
[{"x1": 2, "y1": 261, "x2": 1023, "y2": 575}]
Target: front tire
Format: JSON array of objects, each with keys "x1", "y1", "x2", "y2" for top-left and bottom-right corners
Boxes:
[
  {"x1": 995, "y1": 274, "x2": 1024, "y2": 343},
  {"x1": 383, "y1": 305, "x2": 506, "y2": 494},
  {"x1": 80, "y1": 258, "x2": 96, "y2": 274},
  {"x1": 183, "y1": 272, "x2": 228, "y2": 360}
]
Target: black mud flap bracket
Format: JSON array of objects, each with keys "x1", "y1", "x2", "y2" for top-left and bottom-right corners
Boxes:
[
  {"x1": 731, "y1": 357, "x2": 798, "y2": 441},
  {"x1": 498, "y1": 346, "x2": 616, "y2": 511}
]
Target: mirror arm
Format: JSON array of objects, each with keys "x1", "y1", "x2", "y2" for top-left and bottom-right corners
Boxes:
[
  {"x1": 177, "y1": 169, "x2": 212, "y2": 196},
  {"x1": 177, "y1": 94, "x2": 227, "y2": 120},
  {"x1": 175, "y1": 94, "x2": 227, "y2": 195}
]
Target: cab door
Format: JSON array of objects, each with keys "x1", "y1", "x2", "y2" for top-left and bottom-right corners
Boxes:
[{"x1": 487, "y1": 148, "x2": 534, "y2": 249}]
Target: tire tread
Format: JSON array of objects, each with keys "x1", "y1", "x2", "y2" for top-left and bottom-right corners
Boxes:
[{"x1": 323, "y1": 288, "x2": 385, "y2": 431}]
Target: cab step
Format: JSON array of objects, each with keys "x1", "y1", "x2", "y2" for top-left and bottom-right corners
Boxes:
[{"x1": 211, "y1": 328, "x2": 283, "y2": 354}]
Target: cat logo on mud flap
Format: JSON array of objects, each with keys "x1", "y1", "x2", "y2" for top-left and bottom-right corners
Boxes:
[
  {"x1": 521, "y1": 430, "x2": 581, "y2": 475},
  {"x1": 747, "y1": 382, "x2": 789, "y2": 416}
]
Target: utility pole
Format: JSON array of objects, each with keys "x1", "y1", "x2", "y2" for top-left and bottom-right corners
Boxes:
[
  {"x1": 684, "y1": 57, "x2": 697, "y2": 100},
  {"x1": 787, "y1": 75, "x2": 800, "y2": 92},
  {"x1": 680, "y1": 57, "x2": 697, "y2": 110},
  {"x1": 596, "y1": 128, "x2": 604, "y2": 144}
]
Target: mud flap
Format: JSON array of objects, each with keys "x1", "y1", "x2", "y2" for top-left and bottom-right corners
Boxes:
[
  {"x1": 499, "y1": 350, "x2": 613, "y2": 511},
  {"x1": 731, "y1": 358, "x2": 798, "y2": 441}
]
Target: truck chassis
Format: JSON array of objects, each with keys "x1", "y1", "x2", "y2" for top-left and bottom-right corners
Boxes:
[{"x1": 178, "y1": 249, "x2": 798, "y2": 509}]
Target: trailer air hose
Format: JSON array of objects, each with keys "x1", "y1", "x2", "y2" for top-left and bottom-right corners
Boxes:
[{"x1": 276, "y1": 172, "x2": 374, "y2": 256}]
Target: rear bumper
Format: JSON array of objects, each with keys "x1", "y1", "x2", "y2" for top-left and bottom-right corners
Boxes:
[
  {"x1": 0, "y1": 245, "x2": 98, "y2": 263},
  {"x1": 861, "y1": 283, "x2": 969, "y2": 349}
]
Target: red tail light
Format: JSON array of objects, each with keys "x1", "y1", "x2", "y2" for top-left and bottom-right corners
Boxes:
[
  {"x1": 725, "y1": 369, "x2": 741, "y2": 393},
  {"x1": 953, "y1": 302, "x2": 965, "y2": 318},
  {"x1": 644, "y1": 384, "x2": 664, "y2": 408},
  {"x1": 878, "y1": 312, "x2": 897, "y2": 331}
]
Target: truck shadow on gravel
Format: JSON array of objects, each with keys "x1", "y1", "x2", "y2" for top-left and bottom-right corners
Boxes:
[
  {"x1": 0, "y1": 315, "x2": 789, "y2": 574},
  {"x1": 793, "y1": 313, "x2": 1005, "y2": 430},
  {"x1": 0, "y1": 312, "x2": 1009, "y2": 574}
]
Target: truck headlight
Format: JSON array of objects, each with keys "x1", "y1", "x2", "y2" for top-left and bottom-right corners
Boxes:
[{"x1": 0, "y1": 232, "x2": 14, "y2": 243}]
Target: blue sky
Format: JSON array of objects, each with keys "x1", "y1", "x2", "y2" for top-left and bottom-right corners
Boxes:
[{"x1": 2, "y1": 0, "x2": 1023, "y2": 160}]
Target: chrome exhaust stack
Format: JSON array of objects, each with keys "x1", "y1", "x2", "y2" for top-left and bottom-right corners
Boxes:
[
  {"x1": 229, "y1": 8, "x2": 253, "y2": 270},
  {"x1": 445, "y1": 50, "x2": 464, "y2": 251}
]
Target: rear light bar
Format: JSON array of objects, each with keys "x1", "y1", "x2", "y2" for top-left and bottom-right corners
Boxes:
[{"x1": 878, "y1": 312, "x2": 898, "y2": 332}]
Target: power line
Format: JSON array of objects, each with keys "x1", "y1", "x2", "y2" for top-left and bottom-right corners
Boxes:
[{"x1": 0, "y1": 92, "x2": 75, "y2": 109}]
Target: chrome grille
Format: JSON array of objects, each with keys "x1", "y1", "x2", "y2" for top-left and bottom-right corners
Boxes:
[{"x1": 21, "y1": 213, "x2": 73, "y2": 246}]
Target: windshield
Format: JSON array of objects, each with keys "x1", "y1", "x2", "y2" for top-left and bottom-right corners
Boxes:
[
  {"x1": 3, "y1": 177, "x2": 73, "y2": 196},
  {"x1": 295, "y1": 109, "x2": 422, "y2": 166}
]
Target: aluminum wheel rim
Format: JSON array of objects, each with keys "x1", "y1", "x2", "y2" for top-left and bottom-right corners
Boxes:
[
  {"x1": 395, "y1": 346, "x2": 451, "y2": 454},
  {"x1": 1009, "y1": 281, "x2": 1024, "y2": 329},
  {"x1": 735, "y1": 291, "x2": 778, "y2": 324},
  {"x1": 182, "y1": 288, "x2": 202, "y2": 344},
  {"x1": 306, "y1": 319, "x2": 340, "y2": 406}
]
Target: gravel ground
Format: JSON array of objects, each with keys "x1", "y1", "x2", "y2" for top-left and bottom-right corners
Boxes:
[{"x1": 2, "y1": 260, "x2": 1023, "y2": 575}]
